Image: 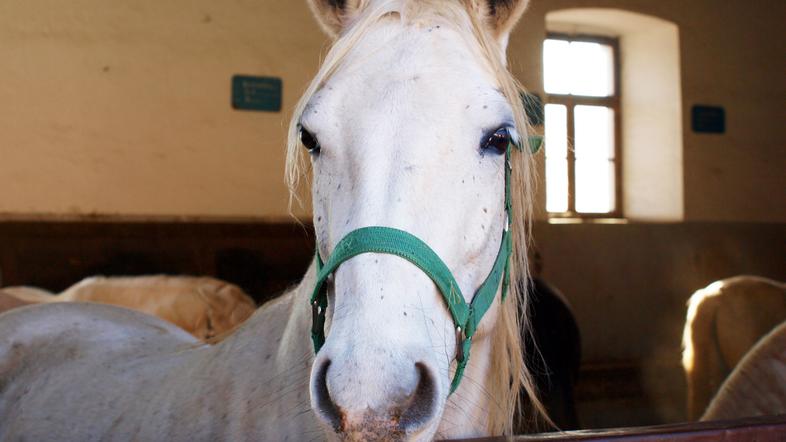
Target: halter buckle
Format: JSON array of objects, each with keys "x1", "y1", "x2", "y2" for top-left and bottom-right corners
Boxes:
[{"x1": 456, "y1": 326, "x2": 466, "y2": 363}]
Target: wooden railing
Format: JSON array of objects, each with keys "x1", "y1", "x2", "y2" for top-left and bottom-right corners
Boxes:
[{"x1": 458, "y1": 415, "x2": 786, "y2": 441}]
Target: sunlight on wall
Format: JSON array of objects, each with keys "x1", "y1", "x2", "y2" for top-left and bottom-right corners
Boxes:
[
  {"x1": 0, "y1": 0, "x2": 322, "y2": 221},
  {"x1": 546, "y1": 9, "x2": 683, "y2": 222}
]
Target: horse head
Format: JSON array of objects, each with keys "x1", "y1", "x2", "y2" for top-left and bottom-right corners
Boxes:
[{"x1": 291, "y1": 0, "x2": 535, "y2": 439}]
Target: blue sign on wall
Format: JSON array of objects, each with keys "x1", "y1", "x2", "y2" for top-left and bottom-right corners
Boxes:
[{"x1": 232, "y1": 75, "x2": 282, "y2": 112}]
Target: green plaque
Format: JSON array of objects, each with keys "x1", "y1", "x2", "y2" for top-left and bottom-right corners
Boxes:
[{"x1": 232, "y1": 75, "x2": 282, "y2": 112}]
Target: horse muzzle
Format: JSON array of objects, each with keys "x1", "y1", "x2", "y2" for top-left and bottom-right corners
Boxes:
[{"x1": 310, "y1": 350, "x2": 443, "y2": 441}]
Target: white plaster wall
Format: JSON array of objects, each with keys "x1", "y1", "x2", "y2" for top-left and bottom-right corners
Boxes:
[
  {"x1": 511, "y1": 0, "x2": 785, "y2": 222},
  {"x1": 0, "y1": 0, "x2": 323, "y2": 220},
  {"x1": 0, "y1": 0, "x2": 783, "y2": 222},
  {"x1": 547, "y1": 8, "x2": 684, "y2": 221}
]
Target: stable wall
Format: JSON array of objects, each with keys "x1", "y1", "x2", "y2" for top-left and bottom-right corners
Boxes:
[
  {"x1": 0, "y1": 0, "x2": 784, "y2": 222},
  {"x1": 513, "y1": 0, "x2": 786, "y2": 223},
  {"x1": 0, "y1": 0, "x2": 322, "y2": 220}
]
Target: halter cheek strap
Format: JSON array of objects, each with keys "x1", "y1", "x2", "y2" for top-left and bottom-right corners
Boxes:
[{"x1": 309, "y1": 137, "x2": 537, "y2": 394}]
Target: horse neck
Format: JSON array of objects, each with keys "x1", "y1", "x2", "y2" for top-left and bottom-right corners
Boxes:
[
  {"x1": 440, "y1": 333, "x2": 496, "y2": 437},
  {"x1": 440, "y1": 300, "x2": 516, "y2": 437},
  {"x1": 216, "y1": 262, "x2": 316, "y2": 353},
  {"x1": 197, "y1": 263, "x2": 318, "y2": 430}
]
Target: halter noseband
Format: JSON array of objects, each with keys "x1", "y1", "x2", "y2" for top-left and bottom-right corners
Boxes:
[{"x1": 309, "y1": 137, "x2": 538, "y2": 394}]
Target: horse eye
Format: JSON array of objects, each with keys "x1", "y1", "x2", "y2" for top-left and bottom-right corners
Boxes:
[
  {"x1": 299, "y1": 126, "x2": 320, "y2": 154},
  {"x1": 481, "y1": 127, "x2": 511, "y2": 154}
]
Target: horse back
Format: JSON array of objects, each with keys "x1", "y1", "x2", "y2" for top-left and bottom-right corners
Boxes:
[
  {"x1": 0, "y1": 302, "x2": 201, "y2": 439},
  {"x1": 0, "y1": 302, "x2": 198, "y2": 380},
  {"x1": 714, "y1": 277, "x2": 786, "y2": 367},
  {"x1": 59, "y1": 275, "x2": 257, "y2": 340}
]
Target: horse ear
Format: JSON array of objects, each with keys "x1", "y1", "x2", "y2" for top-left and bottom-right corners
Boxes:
[
  {"x1": 476, "y1": 0, "x2": 530, "y2": 46},
  {"x1": 306, "y1": 0, "x2": 364, "y2": 38}
]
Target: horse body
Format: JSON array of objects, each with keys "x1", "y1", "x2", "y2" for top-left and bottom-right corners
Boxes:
[
  {"x1": 0, "y1": 276, "x2": 257, "y2": 341},
  {"x1": 682, "y1": 275, "x2": 786, "y2": 420},
  {"x1": 702, "y1": 320, "x2": 786, "y2": 421},
  {"x1": 0, "y1": 274, "x2": 317, "y2": 441},
  {"x1": 0, "y1": 286, "x2": 54, "y2": 303},
  {"x1": 0, "y1": 290, "x2": 37, "y2": 311},
  {"x1": 0, "y1": 1, "x2": 539, "y2": 439}
]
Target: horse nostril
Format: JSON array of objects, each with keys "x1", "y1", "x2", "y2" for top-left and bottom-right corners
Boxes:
[
  {"x1": 312, "y1": 358, "x2": 343, "y2": 431},
  {"x1": 399, "y1": 362, "x2": 439, "y2": 432}
]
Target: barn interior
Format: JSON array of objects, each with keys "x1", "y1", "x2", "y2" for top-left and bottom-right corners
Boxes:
[{"x1": 0, "y1": 0, "x2": 784, "y2": 433}]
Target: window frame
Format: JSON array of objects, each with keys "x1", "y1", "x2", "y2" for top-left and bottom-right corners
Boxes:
[{"x1": 544, "y1": 32, "x2": 623, "y2": 219}]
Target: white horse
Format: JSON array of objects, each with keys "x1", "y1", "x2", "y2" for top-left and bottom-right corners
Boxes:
[
  {"x1": 702, "y1": 320, "x2": 786, "y2": 421},
  {"x1": 0, "y1": 0, "x2": 543, "y2": 439}
]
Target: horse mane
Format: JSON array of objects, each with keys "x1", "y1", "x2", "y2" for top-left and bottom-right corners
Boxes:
[{"x1": 284, "y1": 0, "x2": 545, "y2": 434}]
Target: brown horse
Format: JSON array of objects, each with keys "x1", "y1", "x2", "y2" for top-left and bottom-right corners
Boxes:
[
  {"x1": 0, "y1": 275, "x2": 256, "y2": 341},
  {"x1": 682, "y1": 275, "x2": 786, "y2": 420},
  {"x1": 0, "y1": 289, "x2": 34, "y2": 311}
]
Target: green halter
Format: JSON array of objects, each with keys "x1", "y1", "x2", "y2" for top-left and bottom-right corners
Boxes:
[{"x1": 309, "y1": 136, "x2": 539, "y2": 394}]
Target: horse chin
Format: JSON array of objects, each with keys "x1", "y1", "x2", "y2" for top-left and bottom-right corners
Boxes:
[
  {"x1": 320, "y1": 416, "x2": 441, "y2": 442},
  {"x1": 322, "y1": 412, "x2": 441, "y2": 442}
]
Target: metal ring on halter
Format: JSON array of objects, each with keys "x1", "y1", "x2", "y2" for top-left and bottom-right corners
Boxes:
[{"x1": 456, "y1": 326, "x2": 466, "y2": 363}]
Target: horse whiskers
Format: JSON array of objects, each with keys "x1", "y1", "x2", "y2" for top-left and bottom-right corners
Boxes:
[
  {"x1": 450, "y1": 388, "x2": 496, "y2": 422},
  {"x1": 441, "y1": 400, "x2": 486, "y2": 436},
  {"x1": 459, "y1": 372, "x2": 506, "y2": 412},
  {"x1": 257, "y1": 380, "x2": 311, "y2": 409},
  {"x1": 258, "y1": 365, "x2": 311, "y2": 387}
]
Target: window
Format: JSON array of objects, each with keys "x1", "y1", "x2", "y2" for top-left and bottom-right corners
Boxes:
[{"x1": 543, "y1": 34, "x2": 621, "y2": 217}]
